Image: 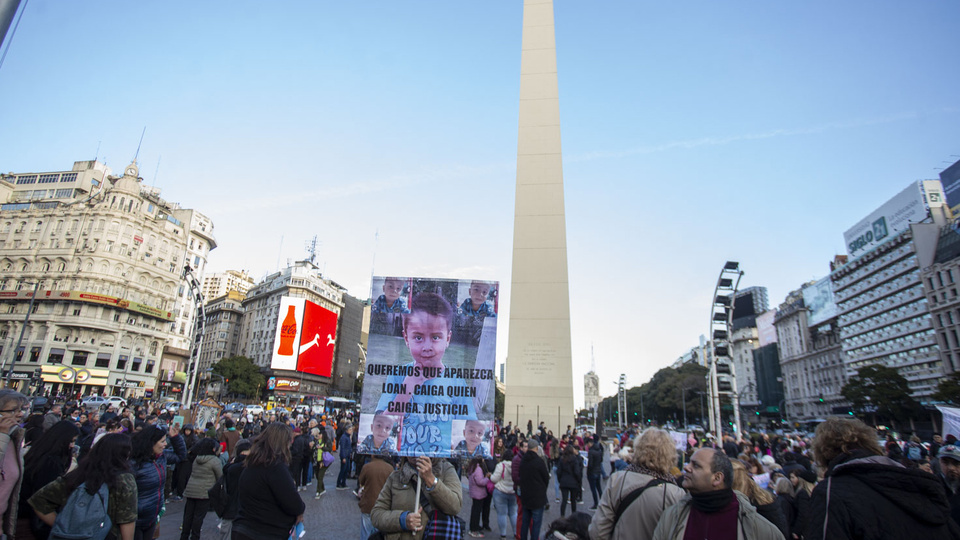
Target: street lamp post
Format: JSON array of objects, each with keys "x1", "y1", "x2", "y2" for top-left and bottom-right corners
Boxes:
[
  {"x1": 0, "y1": 280, "x2": 40, "y2": 387},
  {"x1": 682, "y1": 386, "x2": 688, "y2": 429}
]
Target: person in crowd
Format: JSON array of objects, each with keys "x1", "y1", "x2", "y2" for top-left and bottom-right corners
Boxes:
[
  {"x1": 731, "y1": 459, "x2": 788, "y2": 538},
  {"x1": 163, "y1": 424, "x2": 188, "y2": 502},
  {"x1": 586, "y1": 435, "x2": 605, "y2": 510},
  {"x1": 785, "y1": 464, "x2": 815, "y2": 539},
  {"x1": 773, "y1": 477, "x2": 796, "y2": 540},
  {"x1": 0, "y1": 390, "x2": 28, "y2": 540},
  {"x1": 588, "y1": 428, "x2": 685, "y2": 540},
  {"x1": 131, "y1": 424, "x2": 184, "y2": 540},
  {"x1": 42, "y1": 404, "x2": 61, "y2": 432},
  {"x1": 312, "y1": 426, "x2": 333, "y2": 498},
  {"x1": 28, "y1": 433, "x2": 137, "y2": 540},
  {"x1": 358, "y1": 454, "x2": 394, "y2": 540},
  {"x1": 218, "y1": 439, "x2": 251, "y2": 540},
  {"x1": 651, "y1": 448, "x2": 783, "y2": 540},
  {"x1": 22, "y1": 414, "x2": 44, "y2": 447},
  {"x1": 467, "y1": 457, "x2": 492, "y2": 537},
  {"x1": 545, "y1": 512, "x2": 591, "y2": 540},
  {"x1": 219, "y1": 419, "x2": 240, "y2": 461},
  {"x1": 518, "y1": 439, "x2": 549, "y2": 540},
  {"x1": 490, "y1": 449, "x2": 517, "y2": 540},
  {"x1": 370, "y1": 455, "x2": 462, "y2": 540},
  {"x1": 232, "y1": 423, "x2": 304, "y2": 540},
  {"x1": 180, "y1": 438, "x2": 223, "y2": 540},
  {"x1": 289, "y1": 427, "x2": 309, "y2": 491},
  {"x1": 173, "y1": 424, "x2": 199, "y2": 498},
  {"x1": 338, "y1": 422, "x2": 355, "y2": 489},
  {"x1": 938, "y1": 444, "x2": 960, "y2": 527},
  {"x1": 806, "y1": 417, "x2": 959, "y2": 540},
  {"x1": 18, "y1": 420, "x2": 79, "y2": 539},
  {"x1": 557, "y1": 443, "x2": 583, "y2": 517}
]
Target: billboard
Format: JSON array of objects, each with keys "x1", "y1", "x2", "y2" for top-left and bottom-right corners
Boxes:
[
  {"x1": 940, "y1": 159, "x2": 960, "y2": 213},
  {"x1": 756, "y1": 310, "x2": 778, "y2": 347},
  {"x1": 270, "y1": 297, "x2": 338, "y2": 378},
  {"x1": 802, "y1": 277, "x2": 838, "y2": 327},
  {"x1": 359, "y1": 276, "x2": 498, "y2": 457},
  {"x1": 843, "y1": 182, "x2": 929, "y2": 260}
]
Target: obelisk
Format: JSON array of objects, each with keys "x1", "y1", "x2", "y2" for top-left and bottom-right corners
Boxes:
[{"x1": 504, "y1": 0, "x2": 575, "y2": 432}]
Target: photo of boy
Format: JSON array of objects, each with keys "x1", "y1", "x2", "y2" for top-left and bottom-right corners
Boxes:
[
  {"x1": 372, "y1": 277, "x2": 410, "y2": 314},
  {"x1": 459, "y1": 281, "x2": 496, "y2": 318},
  {"x1": 376, "y1": 292, "x2": 477, "y2": 455},
  {"x1": 452, "y1": 419, "x2": 491, "y2": 458},
  {"x1": 356, "y1": 412, "x2": 398, "y2": 455}
]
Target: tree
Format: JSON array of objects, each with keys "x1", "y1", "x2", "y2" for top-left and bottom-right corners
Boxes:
[
  {"x1": 354, "y1": 371, "x2": 364, "y2": 396},
  {"x1": 934, "y1": 373, "x2": 960, "y2": 405},
  {"x1": 212, "y1": 356, "x2": 265, "y2": 399},
  {"x1": 842, "y1": 364, "x2": 918, "y2": 427},
  {"x1": 495, "y1": 385, "x2": 504, "y2": 420}
]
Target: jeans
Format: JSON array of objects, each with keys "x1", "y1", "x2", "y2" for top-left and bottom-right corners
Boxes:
[
  {"x1": 587, "y1": 474, "x2": 602, "y2": 506},
  {"x1": 470, "y1": 496, "x2": 485, "y2": 532},
  {"x1": 134, "y1": 523, "x2": 156, "y2": 540},
  {"x1": 337, "y1": 457, "x2": 351, "y2": 487},
  {"x1": 180, "y1": 498, "x2": 211, "y2": 540},
  {"x1": 552, "y1": 465, "x2": 560, "y2": 501},
  {"x1": 360, "y1": 513, "x2": 377, "y2": 540},
  {"x1": 560, "y1": 487, "x2": 578, "y2": 516},
  {"x1": 492, "y1": 489, "x2": 517, "y2": 538},
  {"x1": 519, "y1": 507, "x2": 543, "y2": 540},
  {"x1": 307, "y1": 460, "x2": 314, "y2": 483}
]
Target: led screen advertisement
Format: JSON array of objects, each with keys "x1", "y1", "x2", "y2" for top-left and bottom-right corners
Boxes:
[
  {"x1": 359, "y1": 276, "x2": 498, "y2": 458},
  {"x1": 270, "y1": 297, "x2": 338, "y2": 378},
  {"x1": 802, "y1": 277, "x2": 838, "y2": 327}
]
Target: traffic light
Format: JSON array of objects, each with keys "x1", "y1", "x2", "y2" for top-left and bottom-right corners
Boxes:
[
  {"x1": 848, "y1": 411, "x2": 854, "y2": 416},
  {"x1": 225, "y1": 378, "x2": 229, "y2": 384},
  {"x1": 818, "y1": 394, "x2": 824, "y2": 403},
  {"x1": 755, "y1": 411, "x2": 760, "y2": 415}
]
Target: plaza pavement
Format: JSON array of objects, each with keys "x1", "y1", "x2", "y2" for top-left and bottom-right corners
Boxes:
[{"x1": 157, "y1": 460, "x2": 602, "y2": 540}]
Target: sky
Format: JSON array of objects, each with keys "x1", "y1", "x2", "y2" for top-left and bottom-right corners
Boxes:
[{"x1": 0, "y1": 1, "x2": 957, "y2": 406}]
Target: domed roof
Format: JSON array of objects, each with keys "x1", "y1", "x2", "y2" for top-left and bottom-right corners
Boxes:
[{"x1": 111, "y1": 161, "x2": 142, "y2": 195}]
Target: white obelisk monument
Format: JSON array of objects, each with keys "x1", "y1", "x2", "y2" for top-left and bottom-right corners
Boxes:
[{"x1": 504, "y1": 0, "x2": 575, "y2": 432}]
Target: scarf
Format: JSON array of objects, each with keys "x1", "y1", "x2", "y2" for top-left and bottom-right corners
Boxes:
[
  {"x1": 689, "y1": 488, "x2": 734, "y2": 513},
  {"x1": 626, "y1": 463, "x2": 678, "y2": 484}
]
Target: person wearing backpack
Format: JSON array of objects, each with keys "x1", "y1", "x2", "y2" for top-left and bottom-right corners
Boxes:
[
  {"x1": 180, "y1": 438, "x2": 222, "y2": 540},
  {"x1": 28, "y1": 433, "x2": 138, "y2": 540},
  {"x1": 588, "y1": 429, "x2": 684, "y2": 540}
]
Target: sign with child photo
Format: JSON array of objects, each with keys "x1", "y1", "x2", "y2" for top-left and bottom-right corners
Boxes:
[{"x1": 359, "y1": 276, "x2": 499, "y2": 458}]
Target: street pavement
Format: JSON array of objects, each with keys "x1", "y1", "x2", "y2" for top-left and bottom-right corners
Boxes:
[{"x1": 158, "y1": 460, "x2": 601, "y2": 540}]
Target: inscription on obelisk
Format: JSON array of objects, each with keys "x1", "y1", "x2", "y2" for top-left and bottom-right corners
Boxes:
[{"x1": 504, "y1": 0, "x2": 575, "y2": 431}]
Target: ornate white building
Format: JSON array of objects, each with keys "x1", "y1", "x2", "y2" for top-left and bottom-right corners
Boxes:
[{"x1": 0, "y1": 160, "x2": 215, "y2": 398}]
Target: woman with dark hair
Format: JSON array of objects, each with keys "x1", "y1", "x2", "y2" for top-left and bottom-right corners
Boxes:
[
  {"x1": 557, "y1": 443, "x2": 583, "y2": 517},
  {"x1": 18, "y1": 420, "x2": 80, "y2": 539},
  {"x1": 467, "y1": 457, "x2": 490, "y2": 537},
  {"x1": 180, "y1": 438, "x2": 222, "y2": 540},
  {"x1": 28, "y1": 433, "x2": 138, "y2": 540},
  {"x1": 0, "y1": 389, "x2": 28, "y2": 540},
  {"x1": 232, "y1": 423, "x2": 304, "y2": 540},
  {"x1": 22, "y1": 413, "x2": 44, "y2": 447},
  {"x1": 130, "y1": 424, "x2": 183, "y2": 540}
]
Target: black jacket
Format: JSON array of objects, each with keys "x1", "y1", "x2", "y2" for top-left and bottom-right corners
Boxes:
[
  {"x1": 587, "y1": 442, "x2": 604, "y2": 476},
  {"x1": 222, "y1": 456, "x2": 245, "y2": 520},
  {"x1": 558, "y1": 454, "x2": 583, "y2": 490},
  {"x1": 518, "y1": 450, "x2": 549, "y2": 510},
  {"x1": 754, "y1": 497, "x2": 789, "y2": 540},
  {"x1": 806, "y1": 451, "x2": 960, "y2": 540},
  {"x1": 233, "y1": 461, "x2": 306, "y2": 540}
]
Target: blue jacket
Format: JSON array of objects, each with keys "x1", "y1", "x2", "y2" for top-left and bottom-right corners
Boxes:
[
  {"x1": 164, "y1": 433, "x2": 187, "y2": 468},
  {"x1": 132, "y1": 434, "x2": 185, "y2": 527},
  {"x1": 339, "y1": 433, "x2": 353, "y2": 460}
]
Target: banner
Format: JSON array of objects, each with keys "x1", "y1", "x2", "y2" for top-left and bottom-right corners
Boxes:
[
  {"x1": 938, "y1": 405, "x2": 960, "y2": 439},
  {"x1": 270, "y1": 297, "x2": 338, "y2": 377},
  {"x1": 802, "y1": 277, "x2": 837, "y2": 327},
  {"x1": 359, "y1": 276, "x2": 498, "y2": 457},
  {"x1": 40, "y1": 365, "x2": 109, "y2": 386},
  {"x1": 0, "y1": 290, "x2": 174, "y2": 320}
]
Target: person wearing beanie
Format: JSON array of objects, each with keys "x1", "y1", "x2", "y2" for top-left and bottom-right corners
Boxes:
[{"x1": 651, "y1": 448, "x2": 783, "y2": 540}]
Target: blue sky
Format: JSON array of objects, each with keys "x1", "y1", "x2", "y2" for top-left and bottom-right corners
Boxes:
[{"x1": 0, "y1": 1, "x2": 957, "y2": 404}]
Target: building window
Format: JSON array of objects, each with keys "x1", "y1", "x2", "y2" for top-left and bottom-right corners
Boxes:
[
  {"x1": 95, "y1": 353, "x2": 111, "y2": 368},
  {"x1": 47, "y1": 349, "x2": 64, "y2": 364},
  {"x1": 145, "y1": 359, "x2": 155, "y2": 373},
  {"x1": 131, "y1": 357, "x2": 142, "y2": 372},
  {"x1": 71, "y1": 352, "x2": 88, "y2": 366},
  {"x1": 116, "y1": 355, "x2": 127, "y2": 370}
]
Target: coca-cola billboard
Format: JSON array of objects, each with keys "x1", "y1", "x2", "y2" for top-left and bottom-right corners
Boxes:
[{"x1": 270, "y1": 296, "x2": 338, "y2": 378}]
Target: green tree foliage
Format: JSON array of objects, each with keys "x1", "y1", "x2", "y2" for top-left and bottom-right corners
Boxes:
[
  {"x1": 212, "y1": 356, "x2": 265, "y2": 399},
  {"x1": 599, "y1": 363, "x2": 708, "y2": 427},
  {"x1": 495, "y1": 385, "x2": 504, "y2": 420},
  {"x1": 354, "y1": 372, "x2": 364, "y2": 395},
  {"x1": 842, "y1": 364, "x2": 918, "y2": 424},
  {"x1": 934, "y1": 373, "x2": 960, "y2": 405}
]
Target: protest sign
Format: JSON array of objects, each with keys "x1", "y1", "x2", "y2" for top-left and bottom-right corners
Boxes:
[
  {"x1": 359, "y1": 276, "x2": 498, "y2": 457},
  {"x1": 938, "y1": 405, "x2": 960, "y2": 439}
]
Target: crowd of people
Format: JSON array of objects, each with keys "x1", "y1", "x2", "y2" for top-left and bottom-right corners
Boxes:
[{"x1": 2, "y1": 389, "x2": 960, "y2": 540}]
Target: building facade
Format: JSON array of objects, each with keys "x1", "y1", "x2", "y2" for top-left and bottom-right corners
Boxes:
[
  {"x1": 198, "y1": 290, "x2": 246, "y2": 372},
  {"x1": 0, "y1": 160, "x2": 214, "y2": 398},
  {"x1": 202, "y1": 270, "x2": 254, "y2": 300}
]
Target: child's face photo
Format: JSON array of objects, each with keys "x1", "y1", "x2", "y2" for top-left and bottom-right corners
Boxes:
[
  {"x1": 383, "y1": 280, "x2": 404, "y2": 304},
  {"x1": 469, "y1": 283, "x2": 490, "y2": 307},
  {"x1": 403, "y1": 311, "x2": 451, "y2": 369},
  {"x1": 371, "y1": 415, "x2": 394, "y2": 445},
  {"x1": 464, "y1": 421, "x2": 485, "y2": 450}
]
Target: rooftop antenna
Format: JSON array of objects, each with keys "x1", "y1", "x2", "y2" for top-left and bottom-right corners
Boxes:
[
  {"x1": 590, "y1": 343, "x2": 596, "y2": 373},
  {"x1": 305, "y1": 235, "x2": 320, "y2": 264},
  {"x1": 94, "y1": 140, "x2": 101, "y2": 161},
  {"x1": 132, "y1": 126, "x2": 146, "y2": 164},
  {"x1": 276, "y1": 235, "x2": 284, "y2": 272},
  {"x1": 151, "y1": 155, "x2": 161, "y2": 188}
]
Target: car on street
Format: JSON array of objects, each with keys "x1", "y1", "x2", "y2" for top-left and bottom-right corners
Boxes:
[
  {"x1": 81, "y1": 396, "x2": 127, "y2": 411},
  {"x1": 245, "y1": 404, "x2": 264, "y2": 415},
  {"x1": 163, "y1": 401, "x2": 181, "y2": 413},
  {"x1": 224, "y1": 402, "x2": 245, "y2": 414}
]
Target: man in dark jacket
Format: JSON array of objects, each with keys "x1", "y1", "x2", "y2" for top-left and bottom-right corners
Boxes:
[
  {"x1": 337, "y1": 422, "x2": 354, "y2": 489},
  {"x1": 586, "y1": 435, "x2": 605, "y2": 509},
  {"x1": 936, "y1": 444, "x2": 960, "y2": 529},
  {"x1": 806, "y1": 417, "x2": 960, "y2": 540},
  {"x1": 518, "y1": 439, "x2": 549, "y2": 540}
]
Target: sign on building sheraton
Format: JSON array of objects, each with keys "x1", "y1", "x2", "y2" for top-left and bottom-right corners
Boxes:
[{"x1": 0, "y1": 290, "x2": 173, "y2": 320}]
